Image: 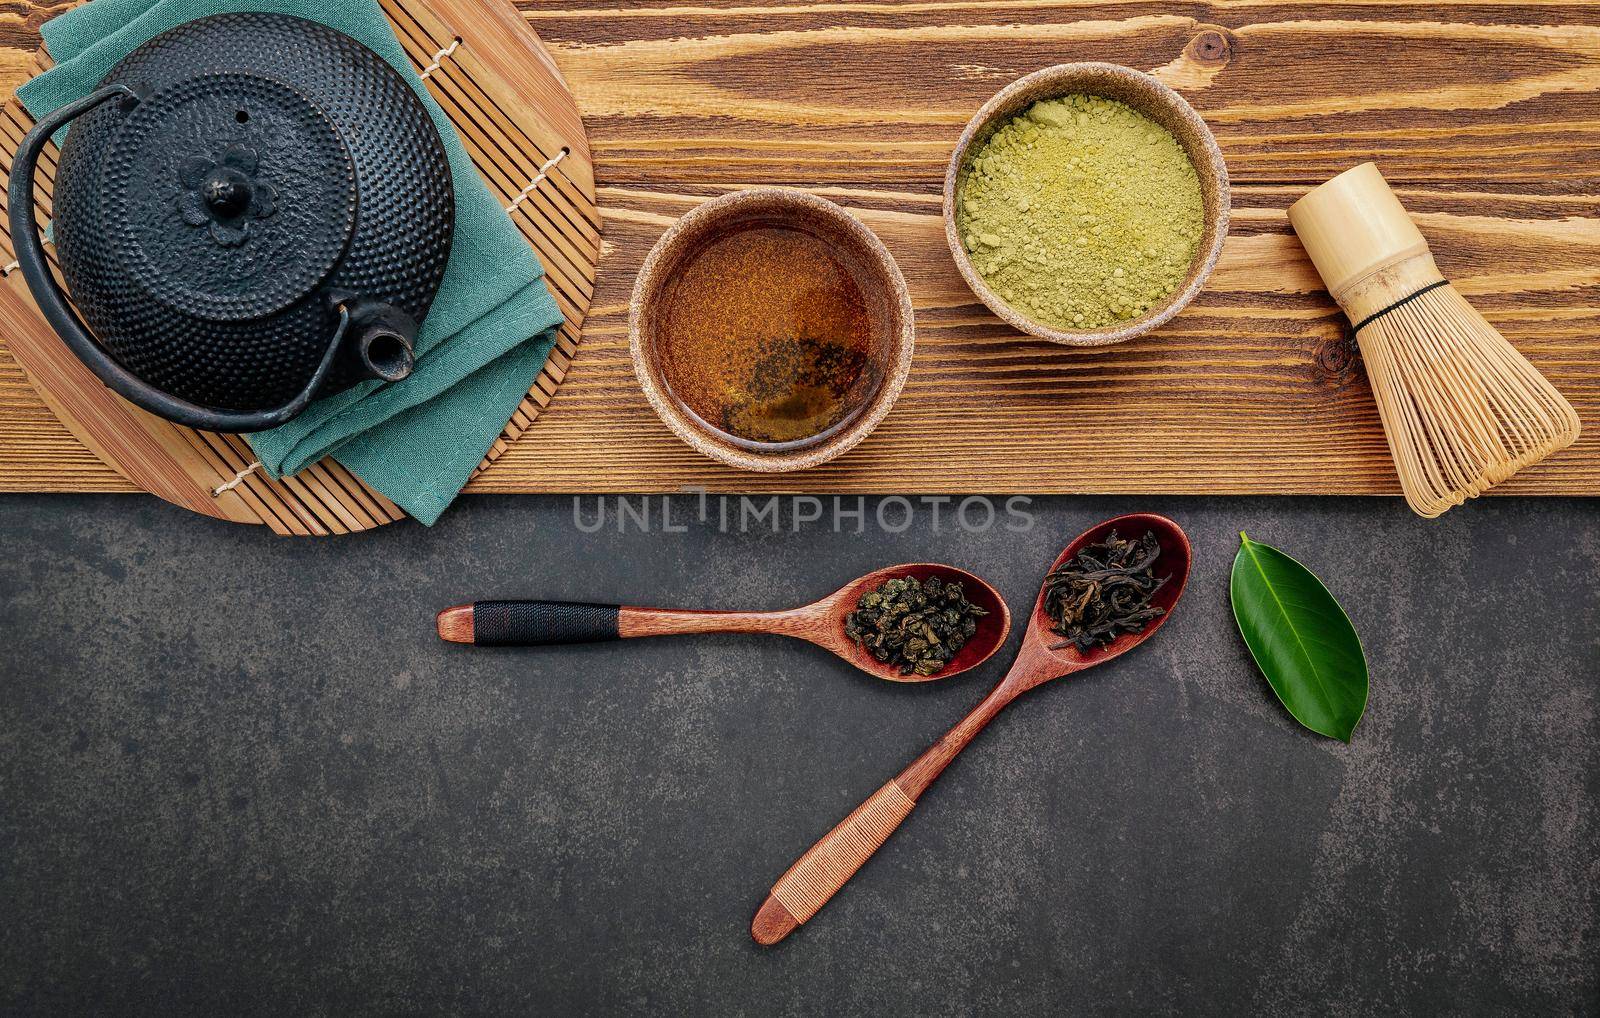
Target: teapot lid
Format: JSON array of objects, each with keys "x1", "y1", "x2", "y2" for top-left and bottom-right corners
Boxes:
[{"x1": 103, "y1": 71, "x2": 357, "y2": 321}]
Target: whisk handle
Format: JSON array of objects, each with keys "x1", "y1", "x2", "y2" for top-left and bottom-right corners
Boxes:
[{"x1": 1288, "y1": 162, "x2": 1428, "y2": 297}]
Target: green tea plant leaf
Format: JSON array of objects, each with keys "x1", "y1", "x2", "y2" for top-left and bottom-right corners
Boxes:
[{"x1": 1230, "y1": 533, "x2": 1368, "y2": 742}]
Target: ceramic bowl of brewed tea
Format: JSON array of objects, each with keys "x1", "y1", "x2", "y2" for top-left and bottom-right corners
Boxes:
[
  {"x1": 943, "y1": 62, "x2": 1230, "y2": 347},
  {"x1": 630, "y1": 188, "x2": 915, "y2": 472}
]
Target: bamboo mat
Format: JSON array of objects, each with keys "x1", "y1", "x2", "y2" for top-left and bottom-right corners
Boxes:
[{"x1": 0, "y1": 0, "x2": 598, "y2": 534}]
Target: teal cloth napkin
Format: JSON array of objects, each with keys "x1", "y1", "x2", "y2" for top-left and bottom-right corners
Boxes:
[{"x1": 18, "y1": 0, "x2": 564, "y2": 525}]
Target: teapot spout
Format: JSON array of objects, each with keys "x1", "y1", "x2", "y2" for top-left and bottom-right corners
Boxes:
[
  {"x1": 354, "y1": 321, "x2": 415, "y2": 382},
  {"x1": 335, "y1": 296, "x2": 418, "y2": 384}
]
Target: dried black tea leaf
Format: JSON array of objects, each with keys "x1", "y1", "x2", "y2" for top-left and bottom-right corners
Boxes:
[{"x1": 1043, "y1": 530, "x2": 1168, "y2": 651}]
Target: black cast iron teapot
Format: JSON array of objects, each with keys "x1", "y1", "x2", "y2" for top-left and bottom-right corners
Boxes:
[{"x1": 8, "y1": 13, "x2": 455, "y2": 432}]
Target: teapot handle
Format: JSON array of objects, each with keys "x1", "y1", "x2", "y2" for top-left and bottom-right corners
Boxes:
[{"x1": 8, "y1": 83, "x2": 346, "y2": 433}]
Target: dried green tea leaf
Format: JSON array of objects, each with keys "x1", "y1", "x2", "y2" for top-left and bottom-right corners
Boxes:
[{"x1": 844, "y1": 575, "x2": 988, "y2": 677}]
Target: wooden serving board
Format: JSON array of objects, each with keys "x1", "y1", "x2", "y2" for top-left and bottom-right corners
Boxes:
[
  {"x1": 0, "y1": 0, "x2": 598, "y2": 533},
  {"x1": 1, "y1": 0, "x2": 1597, "y2": 501}
]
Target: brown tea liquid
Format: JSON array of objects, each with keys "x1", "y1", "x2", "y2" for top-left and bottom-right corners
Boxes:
[{"x1": 657, "y1": 222, "x2": 876, "y2": 447}]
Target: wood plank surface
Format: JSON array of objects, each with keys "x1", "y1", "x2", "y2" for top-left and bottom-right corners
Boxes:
[{"x1": 1, "y1": 0, "x2": 1597, "y2": 496}]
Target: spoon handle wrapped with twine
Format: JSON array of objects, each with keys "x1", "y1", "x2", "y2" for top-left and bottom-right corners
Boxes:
[
  {"x1": 1289, "y1": 163, "x2": 1580, "y2": 518},
  {"x1": 752, "y1": 681, "x2": 1015, "y2": 946}
]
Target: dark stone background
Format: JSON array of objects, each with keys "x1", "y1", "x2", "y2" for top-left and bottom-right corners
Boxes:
[{"x1": 1, "y1": 493, "x2": 1595, "y2": 1017}]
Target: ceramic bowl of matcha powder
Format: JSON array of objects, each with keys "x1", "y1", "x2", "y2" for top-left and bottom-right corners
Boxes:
[{"x1": 944, "y1": 62, "x2": 1230, "y2": 347}]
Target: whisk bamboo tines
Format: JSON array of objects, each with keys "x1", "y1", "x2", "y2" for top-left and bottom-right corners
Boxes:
[{"x1": 1289, "y1": 163, "x2": 1581, "y2": 518}]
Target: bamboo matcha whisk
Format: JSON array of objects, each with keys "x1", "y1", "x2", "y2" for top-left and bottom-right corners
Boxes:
[{"x1": 1289, "y1": 163, "x2": 1580, "y2": 518}]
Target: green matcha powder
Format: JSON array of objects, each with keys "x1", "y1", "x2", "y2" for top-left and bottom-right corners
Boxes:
[{"x1": 956, "y1": 94, "x2": 1204, "y2": 331}]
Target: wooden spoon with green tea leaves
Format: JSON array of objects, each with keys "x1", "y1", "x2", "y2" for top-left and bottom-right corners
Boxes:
[
  {"x1": 752, "y1": 513, "x2": 1191, "y2": 945},
  {"x1": 436, "y1": 562, "x2": 1012, "y2": 684}
]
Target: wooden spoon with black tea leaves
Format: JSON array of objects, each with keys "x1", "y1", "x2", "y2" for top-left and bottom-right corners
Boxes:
[
  {"x1": 436, "y1": 563, "x2": 1012, "y2": 684},
  {"x1": 750, "y1": 513, "x2": 1191, "y2": 945}
]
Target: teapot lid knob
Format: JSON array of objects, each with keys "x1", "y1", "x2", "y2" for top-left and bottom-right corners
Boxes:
[{"x1": 200, "y1": 166, "x2": 253, "y2": 217}]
